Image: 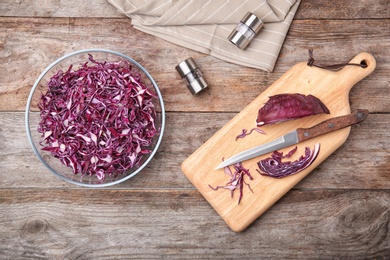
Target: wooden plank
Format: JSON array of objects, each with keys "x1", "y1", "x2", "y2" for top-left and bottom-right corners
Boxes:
[
  {"x1": 1, "y1": 0, "x2": 389, "y2": 19},
  {"x1": 1, "y1": 112, "x2": 389, "y2": 189},
  {"x1": 0, "y1": 189, "x2": 389, "y2": 258},
  {"x1": 1, "y1": 17, "x2": 389, "y2": 113},
  {"x1": 297, "y1": 0, "x2": 390, "y2": 19},
  {"x1": 0, "y1": 111, "x2": 228, "y2": 189}
]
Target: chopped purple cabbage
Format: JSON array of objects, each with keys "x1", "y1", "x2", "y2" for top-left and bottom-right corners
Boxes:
[
  {"x1": 38, "y1": 54, "x2": 158, "y2": 181},
  {"x1": 257, "y1": 144, "x2": 320, "y2": 178},
  {"x1": 209, "y1": 161, "x2": 254, "y2": 205}
]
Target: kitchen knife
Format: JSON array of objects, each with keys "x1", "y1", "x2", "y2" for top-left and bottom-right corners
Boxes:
[{"x1": 215, "y1": 109, "x2": 369, "y2": 169}]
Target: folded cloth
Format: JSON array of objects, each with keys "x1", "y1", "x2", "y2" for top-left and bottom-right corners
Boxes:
[{"x1": 108, "y1": 0, "x2": 300, "y2": 72}]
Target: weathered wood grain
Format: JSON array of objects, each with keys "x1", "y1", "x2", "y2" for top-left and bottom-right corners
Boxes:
[
  {"x1": 1, "y1": 0, "x2": 389, "y2": 257},
  {"x1": 298, "y1": 0, "x2": 390, "y2": 19},
  {"x1": 1, "y1": 17, "x2": 389, "y2": 112},
  {"x1": 0, "y1": 189, "x2": 389, "y2": 259},
  {"x1": 1, "y1": 112, "x2": 389, "y2": 189},
  {"x1": 1, "y1": 0, "x2": 389, "y2": 19}
]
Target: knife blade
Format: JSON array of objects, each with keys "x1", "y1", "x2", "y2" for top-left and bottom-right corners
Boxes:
[{"x1": 215, "y1": 109, "x2": 369, "y2": 170}]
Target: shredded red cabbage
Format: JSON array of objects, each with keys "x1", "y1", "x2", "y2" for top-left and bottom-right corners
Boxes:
[
  {"x1": 209, "y1": 161, "x2": 253, "y2": 205},
  {"x1": 38, "y1": 54, "x2": 158, "y2": 181},
  {"x1": 256, "y1": 94, "x2": 330, "y2": 126},
  {"x1": 236, "y1": 127, "x2": 266, "y2": 141},
  {"x1": 256, "y1": 144, "x2": 320, "y2": 178}
]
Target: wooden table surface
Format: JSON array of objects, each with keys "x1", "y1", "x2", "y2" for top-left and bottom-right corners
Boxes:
[{"x1": 1, "y1": 1, "x2": 389, "y2": 258}]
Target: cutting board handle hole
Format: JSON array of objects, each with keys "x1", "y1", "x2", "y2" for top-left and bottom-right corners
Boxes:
[{"x1": 360, "y1": 60, "x2": 368, "y2": 68}]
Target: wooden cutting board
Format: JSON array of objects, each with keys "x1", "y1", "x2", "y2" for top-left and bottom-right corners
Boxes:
[{"x1": 181, "y1": 52, "x2": 376, "y2": 232}]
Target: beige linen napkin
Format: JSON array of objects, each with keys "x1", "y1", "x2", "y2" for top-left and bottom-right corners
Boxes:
[{"x1": 108, "y1": 0, "x2": 300, "y2": 71}]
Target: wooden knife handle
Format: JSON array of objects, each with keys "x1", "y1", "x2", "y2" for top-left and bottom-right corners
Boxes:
[{"x1": 296, "y1": 109, "x2": 369, "y2": 142}]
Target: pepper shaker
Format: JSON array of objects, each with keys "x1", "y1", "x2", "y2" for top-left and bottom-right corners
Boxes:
[
  {"x1": 228, "y1": 12, "x2": 263, "y2": 50},
  {"x1": 175, "y1": 58, "x2": 208, "y2": 95}
]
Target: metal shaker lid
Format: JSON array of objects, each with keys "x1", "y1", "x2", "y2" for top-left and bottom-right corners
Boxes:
[
  {"x1": 175, "y1": 57, "x2": 198, "y2": 77},
  {"x1": 241, "y1": 12, "x2": 263, "y2": 34},
  {"x1": 228, "y1": 12, "x2": 263, "y2": 50}
]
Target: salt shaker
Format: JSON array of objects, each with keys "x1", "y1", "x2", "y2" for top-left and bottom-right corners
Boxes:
[
  {"x1": 175, "y1": 58, "x2": 208, "y2": 95},
  {"x1": 228, "y1": 12, "x2": 264, "y2": 50}
]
